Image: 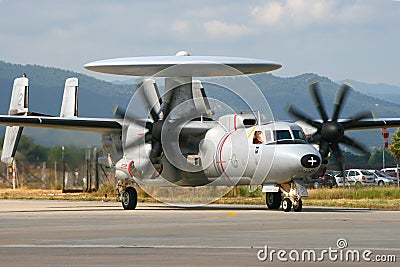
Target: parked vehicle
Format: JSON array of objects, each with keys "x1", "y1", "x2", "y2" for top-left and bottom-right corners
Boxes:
[
  {"x1": 320, "y1": 171, "x2": 338, "y2": 188},
  {"x1": 334, "y1": 169, "x2": 375, "y2": 187},
  {"x1": 334, "y1": 172, "x2": 351, "y2": 187},
  {"x1": 381, "y1": 167, "x2": 400, "y2": 178},
  {"x1": 369, "y1": 170, "x2": 398, "y2": 186},
  {"x1": 305, "y1": 170, "x2": 338, "y2": 189}
]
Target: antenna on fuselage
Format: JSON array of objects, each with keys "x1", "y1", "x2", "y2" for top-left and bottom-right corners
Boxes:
[{"x1": 257, "y1": 111, "x2": 261, "y2": 127}]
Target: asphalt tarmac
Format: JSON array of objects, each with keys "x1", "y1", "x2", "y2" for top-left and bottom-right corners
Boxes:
[{"x1": 0, "y1": 200, "x2": 398, "y2": 266}]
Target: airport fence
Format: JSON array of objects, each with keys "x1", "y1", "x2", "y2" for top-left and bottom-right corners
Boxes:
[{"x1": 0, "y1": 147, "x2": 114, "y2": 192}]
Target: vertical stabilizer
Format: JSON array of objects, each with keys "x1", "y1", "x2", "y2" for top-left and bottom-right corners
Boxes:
[
  {"x1": 60, "y1": 78, "x2": 78, "y2": 117},
  {"x1": 1, "y1": 77, "x2": 29, "y2": 164},
  {"x1": 9, "y1": 77, "x2": 29, "y2": 115},
  {"x1": 1, "y1": 127, "x2": 23, "y2": 164}
]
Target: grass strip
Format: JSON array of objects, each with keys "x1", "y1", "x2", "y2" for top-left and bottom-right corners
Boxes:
[{"x1": 0, "y1": 186, "x2": 399, "y2": 210}]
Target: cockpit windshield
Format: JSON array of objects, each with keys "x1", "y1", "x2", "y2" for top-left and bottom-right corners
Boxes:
[
  {"x1": 292, "y1": 129, "x2": 307, "y2": 141},
  {"x1": 266, "y1": 127, "x2": 308, "y2": 144},
  {"x1": 274, "y1": 130, "x2": 292, "y2": 141}
]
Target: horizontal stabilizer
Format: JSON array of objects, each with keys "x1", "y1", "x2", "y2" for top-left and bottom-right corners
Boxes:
[{"x1": 60, "y1": 78, "x2": 78, "y2": 117}]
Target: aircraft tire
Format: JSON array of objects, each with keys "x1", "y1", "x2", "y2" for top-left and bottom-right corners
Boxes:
[
  {"x1": 265, "y1": 192, "x2": 281, "y2": 209},
  {"x1": 122, "y1": 187, "x2": 137, "y2": 210},
  {"x1": 282, "y1": 198, "x2": 292, "y2": 212},
  {"x1": 293, "y1": 199, "x2": 302, "y2": 212}
]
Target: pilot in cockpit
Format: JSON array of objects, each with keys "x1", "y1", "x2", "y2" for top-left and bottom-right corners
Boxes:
[{"x1": 253, "y1": 131, "x2": 263, "y2": 144}]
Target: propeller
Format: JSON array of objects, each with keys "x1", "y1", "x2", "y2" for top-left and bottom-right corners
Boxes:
[
  {"x1": 287, "y1": 82, "x2": 373, "y2": 173},
  {"x1": 114, "y1": 80, "x2": 199, "y2": 166},
  {"x1": 113, "y1": 80, "x2": 173, "y2": 164},
  {"x1": 113, "y1": 105, "x2": 161, "y2": 163}
]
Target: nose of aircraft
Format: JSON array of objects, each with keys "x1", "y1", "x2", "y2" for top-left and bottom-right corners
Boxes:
[
  {"x1": 300, "y1": 154, "x2": 321, "y2": 169},
  {"x1": 267, "y1": 144, "x2": 321, "y2": 184}
]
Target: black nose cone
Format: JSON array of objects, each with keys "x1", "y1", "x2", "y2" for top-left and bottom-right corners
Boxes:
[{"x1": 301, "y1": 154, "x2": 321, "y2": 168}]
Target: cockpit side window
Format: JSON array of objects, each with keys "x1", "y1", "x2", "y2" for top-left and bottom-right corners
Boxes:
[
  {"x1": 274, "y1": 130, "x2": 292, "y2": 141},
  {"x1": 264, "y1": 130, "x2": 273, "y2": 143}
]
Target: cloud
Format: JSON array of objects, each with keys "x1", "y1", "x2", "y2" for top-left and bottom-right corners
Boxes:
[
  {"x1": 0, "y1": 0, "x2": 398, "y2": 86},
  {"x1": 203, "y1": 20, "x2": 254, "y2": 38},
  {"x1": 185, "y1": 7, "x2": 220, "y2": 19},
  {"x1": 251, "y1": 2, "x2": 283, "y2": 25},
  {"x1": 250, "y1": 0, "x2": 371, "y2": 29},
  {"x1": 171, "y1": 20, "x2": 190, "y2": 34}
]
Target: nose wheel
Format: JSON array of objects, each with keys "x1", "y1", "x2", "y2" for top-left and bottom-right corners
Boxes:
[
  {"x1": 282, "y1": 198, "x2": 292, "y2": 212},
  {"x1": 293, "y1": 199, "x2": 302, "y2": 212},
  {"x1": 282, "y1": 197, "x2": 302, "y2": 212}
]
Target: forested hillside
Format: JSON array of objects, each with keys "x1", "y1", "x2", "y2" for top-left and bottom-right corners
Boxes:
[{"x1": 1, "y1": 60, "x2": 400, "y2": 148}]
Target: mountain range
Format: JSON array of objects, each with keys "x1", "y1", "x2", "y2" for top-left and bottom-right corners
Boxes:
[
  {"x1": 1, "y1": 60, "x2": 400, "y2": 149},
  {"x1": 338, "y1": 79, "x2": 400, "y2": 105}
]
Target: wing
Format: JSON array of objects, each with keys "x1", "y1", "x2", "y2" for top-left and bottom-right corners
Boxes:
[
  {"x1": 0, "y1": 115, "x2": 122, "y2": 133},
  {"x1": 341, "y1": 118, "x2": 400, "y2": 130}
]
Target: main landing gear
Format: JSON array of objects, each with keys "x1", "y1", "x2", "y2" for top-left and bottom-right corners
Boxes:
[
  {"x1": 121, "y1": 186, "x2": 138, "y2": 210},
  {"x1": 117, "y1": 178, "x2": 138, "y2": 210},
  {"x1": 265, "y1": 192, "x2": 281, "y2": 209}
]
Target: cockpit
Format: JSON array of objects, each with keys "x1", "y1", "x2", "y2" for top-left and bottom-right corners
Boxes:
[{"x1": 258, "y1": 122, "x2": 308, "y2": 144}]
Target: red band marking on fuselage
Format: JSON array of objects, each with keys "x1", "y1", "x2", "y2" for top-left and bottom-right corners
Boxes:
[
  {"x1": 219, "y1": 117, "x2": 240, "y2": 185},
  {"x1": 128, "y1": 160, "x2": 135, "y2": 177}
]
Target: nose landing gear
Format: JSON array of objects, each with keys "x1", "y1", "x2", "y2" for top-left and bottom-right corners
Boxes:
[
  {"x1": 281, "y1": 198, "x2": 292, "y2": 212},
  {"x1": 280, "y1": 180, "x2": 305, "y2": 212},
  {"x1": 282, "y1": 197, "x2": 302, "y2": 212},
  {"x1": 265, "y1": 179, "x2": 307, "y2": 212}
]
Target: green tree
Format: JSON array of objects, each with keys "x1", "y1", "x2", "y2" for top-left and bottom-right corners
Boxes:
[
  {"x1": 389, "y1": 128, "x2": 400, "y2": 162},
  {"x1": 1, "y1": 134, "x2": 86, "y2": 169},
  {"x1": 48, "y1": 146, "x2": 86, "y2": 170},
  {"x1": 16, "y1": 136, "x2": 49, "y2": 163},
  {"x1": 368, "y1": 148, "x2": 396, "y2": 167}
]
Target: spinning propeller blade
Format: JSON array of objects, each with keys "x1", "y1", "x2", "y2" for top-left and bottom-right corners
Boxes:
[
  {"x1": 288, "y1": 82, "x2": 371, "y2": 169},
  {"x1": 117, "y1": 82, "x2": 201, "y2": 165},
  {"x1": 310, "y1": 82, "x2": 329, "y2": 122}
]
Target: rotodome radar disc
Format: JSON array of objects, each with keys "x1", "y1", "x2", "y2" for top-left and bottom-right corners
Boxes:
[{"x1": 84, "y1": 52, "x2": 282, "y2": 77}]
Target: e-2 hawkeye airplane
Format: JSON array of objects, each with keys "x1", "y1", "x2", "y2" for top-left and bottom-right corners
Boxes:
[{"x1": 1, "y1": 51, "x2": 400, "y2": 212}]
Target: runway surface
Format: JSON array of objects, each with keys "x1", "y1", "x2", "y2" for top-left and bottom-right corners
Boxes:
[{"x1": 0, "y1": 200, "x2": 399, "y2": 266}]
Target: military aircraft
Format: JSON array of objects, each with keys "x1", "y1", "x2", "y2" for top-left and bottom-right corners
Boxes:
[{"x1": 1, "y1": 51, "x2": 400, "y2": 212}]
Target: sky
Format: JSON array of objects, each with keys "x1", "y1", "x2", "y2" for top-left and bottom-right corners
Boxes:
[{"x1": 0, "y1": 0, "x2": 399, "y2": 86}]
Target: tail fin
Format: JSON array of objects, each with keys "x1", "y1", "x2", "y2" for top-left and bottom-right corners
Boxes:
[
  {"x1": 9, "y1": 77, "x2": 29, "y2": 115},
  {"x1": 1, "y1": 77, "x2": 29, "y2": 164},
  {"x1": 60, "y1": 78, "x2": 78, "y2": 117}
]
